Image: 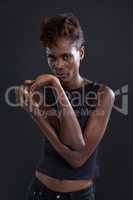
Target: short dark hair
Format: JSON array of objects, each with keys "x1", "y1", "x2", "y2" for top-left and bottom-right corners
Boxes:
[{"x1": 40, "y1": 12, "x2": 85, "y2": 48}]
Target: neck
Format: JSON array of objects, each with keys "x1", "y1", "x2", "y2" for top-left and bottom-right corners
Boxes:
[{"x1": 61, "y1": 74, "x2": 84, "y2": 90}]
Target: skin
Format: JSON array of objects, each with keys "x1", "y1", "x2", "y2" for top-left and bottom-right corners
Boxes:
[
  {"x1": 16, "y1": 37, "x2": 115, "y2": 192},
  {"x1": 46, "y1": 37, "x2": 85, "y2": 90}
]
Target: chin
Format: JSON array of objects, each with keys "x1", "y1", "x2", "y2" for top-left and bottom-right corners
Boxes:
[{"x1": 60, "y1": 76, "x2": 72, "y2": 82}]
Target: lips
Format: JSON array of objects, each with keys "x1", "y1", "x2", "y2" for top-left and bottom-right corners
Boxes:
[
  {"x1": 56, "y1": 73, "x2": 66, "y2": 76},
  {"x1": 55, "y1": 72, "x2": 68, "y2": 76},
  {"x1": 55, "y1": 73, "x2": 68, "y2": 80}
]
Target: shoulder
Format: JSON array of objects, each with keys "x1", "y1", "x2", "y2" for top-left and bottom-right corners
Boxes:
[
  {"x1": 97, "y1": 83, "x2": 115, "y2": 103},
  {"x1": 91, "y1": 83, "x2": 115, "y2": 116},
  {"x1": 83, "y1": 78, "x2": 115, "y2": 102},
  {"x1": 84, "y1": 78, "x2": 115, "y2": 106}
]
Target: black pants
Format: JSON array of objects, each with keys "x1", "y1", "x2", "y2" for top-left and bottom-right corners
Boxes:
[{"x1": 26, "y1": 176, "x2": 96, "y2": 200}]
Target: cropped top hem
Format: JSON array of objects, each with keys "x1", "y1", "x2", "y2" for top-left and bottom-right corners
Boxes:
[{"x1": 35, "y1": 166, "x2": 100, "y2": 181}]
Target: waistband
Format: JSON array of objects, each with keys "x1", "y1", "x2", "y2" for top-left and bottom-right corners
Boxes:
[{"x1": 28, "y1": 175, "x2": 96, "y2": 198}]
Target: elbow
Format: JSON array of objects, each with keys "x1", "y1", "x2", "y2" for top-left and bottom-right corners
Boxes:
[
  {"x1": 77, "y1": 141, "x2": 86, "y2": 151},
  {"x1": 62, "y1": 143, "x2": 86, "y2": 168},
  {"x1": 61, "y1": 136, "x2": 85, "y2": 151},
  {"x1": 71, "y1": 160, "x2": 83, "y2": 169},
  {"x1": 69, "y1": 154, "x2": 85, "y2": 169},
  {"x1": 69, "y1": 138, "x2": 86, "y2": 151},
  {"x1": 69, "y1": 143, "x2": 85, "y2": 151},
  {"x1": 62, "y1": 141, "x2": 85, "y2": 152}
]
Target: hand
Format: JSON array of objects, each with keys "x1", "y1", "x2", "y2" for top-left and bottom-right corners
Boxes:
[
  {"x1": 30, "y1": 74, "x2": 60, "y2": 93},
  {"x1": 15, "y1": 81, "x2": 43, "y2": 118}
]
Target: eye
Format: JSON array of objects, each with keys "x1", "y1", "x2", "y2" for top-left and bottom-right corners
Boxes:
[
  {"x1": 48, "y1": 55, "x2": 56, "y2": 62},
  {"x1": 63, "y1": 54, "x2": 71, "y2": 61}
]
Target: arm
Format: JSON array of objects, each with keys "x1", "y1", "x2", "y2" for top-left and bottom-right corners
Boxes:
[
  {"x1": 32, "y1": 84, "x2": 115, "y2": 168},
  {"x1": 16, "y1": 77, "x2": 85, "y2": 151},
  {"x1": 32, "y1": 113, "x2": 82, "y2": 168},
  {"x1": 30, "y1": 75, "x2": 85, "y2": 151},
  {"x1": 52, "y1": 82, "x2": 85, "y2": 150}
]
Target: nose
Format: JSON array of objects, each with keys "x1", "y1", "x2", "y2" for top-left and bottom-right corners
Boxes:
[{"x1": 53, "y1": 59, "x2": 65, "y2": 73}]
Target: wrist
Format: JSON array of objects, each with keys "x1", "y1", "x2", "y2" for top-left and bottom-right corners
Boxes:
[{"x1": 51, "y1": 76, "x2": 61, "y2": 87}]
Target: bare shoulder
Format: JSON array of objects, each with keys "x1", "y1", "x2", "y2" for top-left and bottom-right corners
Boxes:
[
  {"x1": 84, "y1": 79, "x2": 115, "y2": 97},
  {"x1": 98, "y1": 83, "x2": 115, "y2": 103},
  {"x1": 83, "y1": 78, "x2": 115, "y2": 105}
]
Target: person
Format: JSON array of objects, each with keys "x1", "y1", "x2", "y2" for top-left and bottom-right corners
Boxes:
[{"x1": 15, "y1": 13, "x2": 115, "y2": 200}]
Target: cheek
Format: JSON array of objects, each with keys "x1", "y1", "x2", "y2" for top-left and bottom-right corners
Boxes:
[
  {"x1": 69, "y1": 63, "x2": 79, "y2": 76},
  {"x1": 70, "y1": 58, "x2": 80, "y2": 70},
  {"x1": 47, "y1": 59, "x2": 54, "y2": 69},
  {"x1": 72, "y1": 56, "x2": 80, "y2": 68}
]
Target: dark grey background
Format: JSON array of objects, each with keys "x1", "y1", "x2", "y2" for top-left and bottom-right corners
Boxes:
[{"x1": 0, "y1": 0, "x2": 131, "y2": 200}]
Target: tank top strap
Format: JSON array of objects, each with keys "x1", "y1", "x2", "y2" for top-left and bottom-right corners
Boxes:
[
  {"x1": 84, "y1": 81, "x2": 101, "y2": 111},
  {"x1": 85, "y1": 80, "x2": 101, "y2": 93}
]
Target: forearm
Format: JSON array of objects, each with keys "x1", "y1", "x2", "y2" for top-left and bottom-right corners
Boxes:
[
  {"x1": 58, "y1": 110, "x2": 85, "y2": 150},
  {"x1": 33, "y1": 115, "x2": 80, "y2": 168},
  {"x1": 53, "y1": 83, "x2": 85, "y2": 150}
]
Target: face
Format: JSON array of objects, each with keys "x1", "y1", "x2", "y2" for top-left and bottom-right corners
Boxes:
[{"x1": 46, "y1": 38, "x2": 84, "y2": 82}]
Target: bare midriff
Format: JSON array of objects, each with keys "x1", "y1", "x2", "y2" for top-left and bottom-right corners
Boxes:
[{"x1": 35, "y1": 170, "x2": 93, "y2": 192}]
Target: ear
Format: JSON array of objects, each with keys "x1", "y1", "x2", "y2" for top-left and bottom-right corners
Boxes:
[{"x1": 79, "y1": 46, "x2": 85, "y2": 60}]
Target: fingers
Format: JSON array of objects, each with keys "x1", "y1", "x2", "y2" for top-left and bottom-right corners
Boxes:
[
  {"x1": 15, "y1": 86, "x2": 23, "y2": 105},
  {"x1": 15, "y1": 80, "x2": 34, "y2": 104},
  {"x1": 15, "y1": 86, "x2": 20, "y2": 104},
  {"x1": 30, "y1": 76, "x2": 51, "y2": 93},
  {"x1": 24, "y1": 80, "x2": 35, "y2": 85},
  {"x1": 15, "y1": 84, "x2": 42, "y2": 117},
  {"x1": 15, "y1": 85, "x2": 29, "y2": 108},
  {"x1": 30, "y1": 82, "x2": 38, "y2": 93},
  {"x1": 19, "y1": 85, "x2": 25, "y2": 107},
  {"x1": 32, "y1": 102, "x2": 42, "y2": 118},
  {"x1": 30, "y1": 80, "x2": 50, "y2": 92},
  {"x1": 24, "y1": 80, "x2": 36, "y2": 92},
  {"x1": 23, "y1": 86, "x2": 29, "y2": 107}
]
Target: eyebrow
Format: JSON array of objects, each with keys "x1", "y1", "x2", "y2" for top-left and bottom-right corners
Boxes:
[
  {"x1": 47, "y1": 54, "x2": 56, "y2": 58},
  {"x1": 62, "y1": 53, "x2": 72, "y2": 56},
  {"x1": 48, "y1": 53, "x2": 72, "y2": 57}
]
